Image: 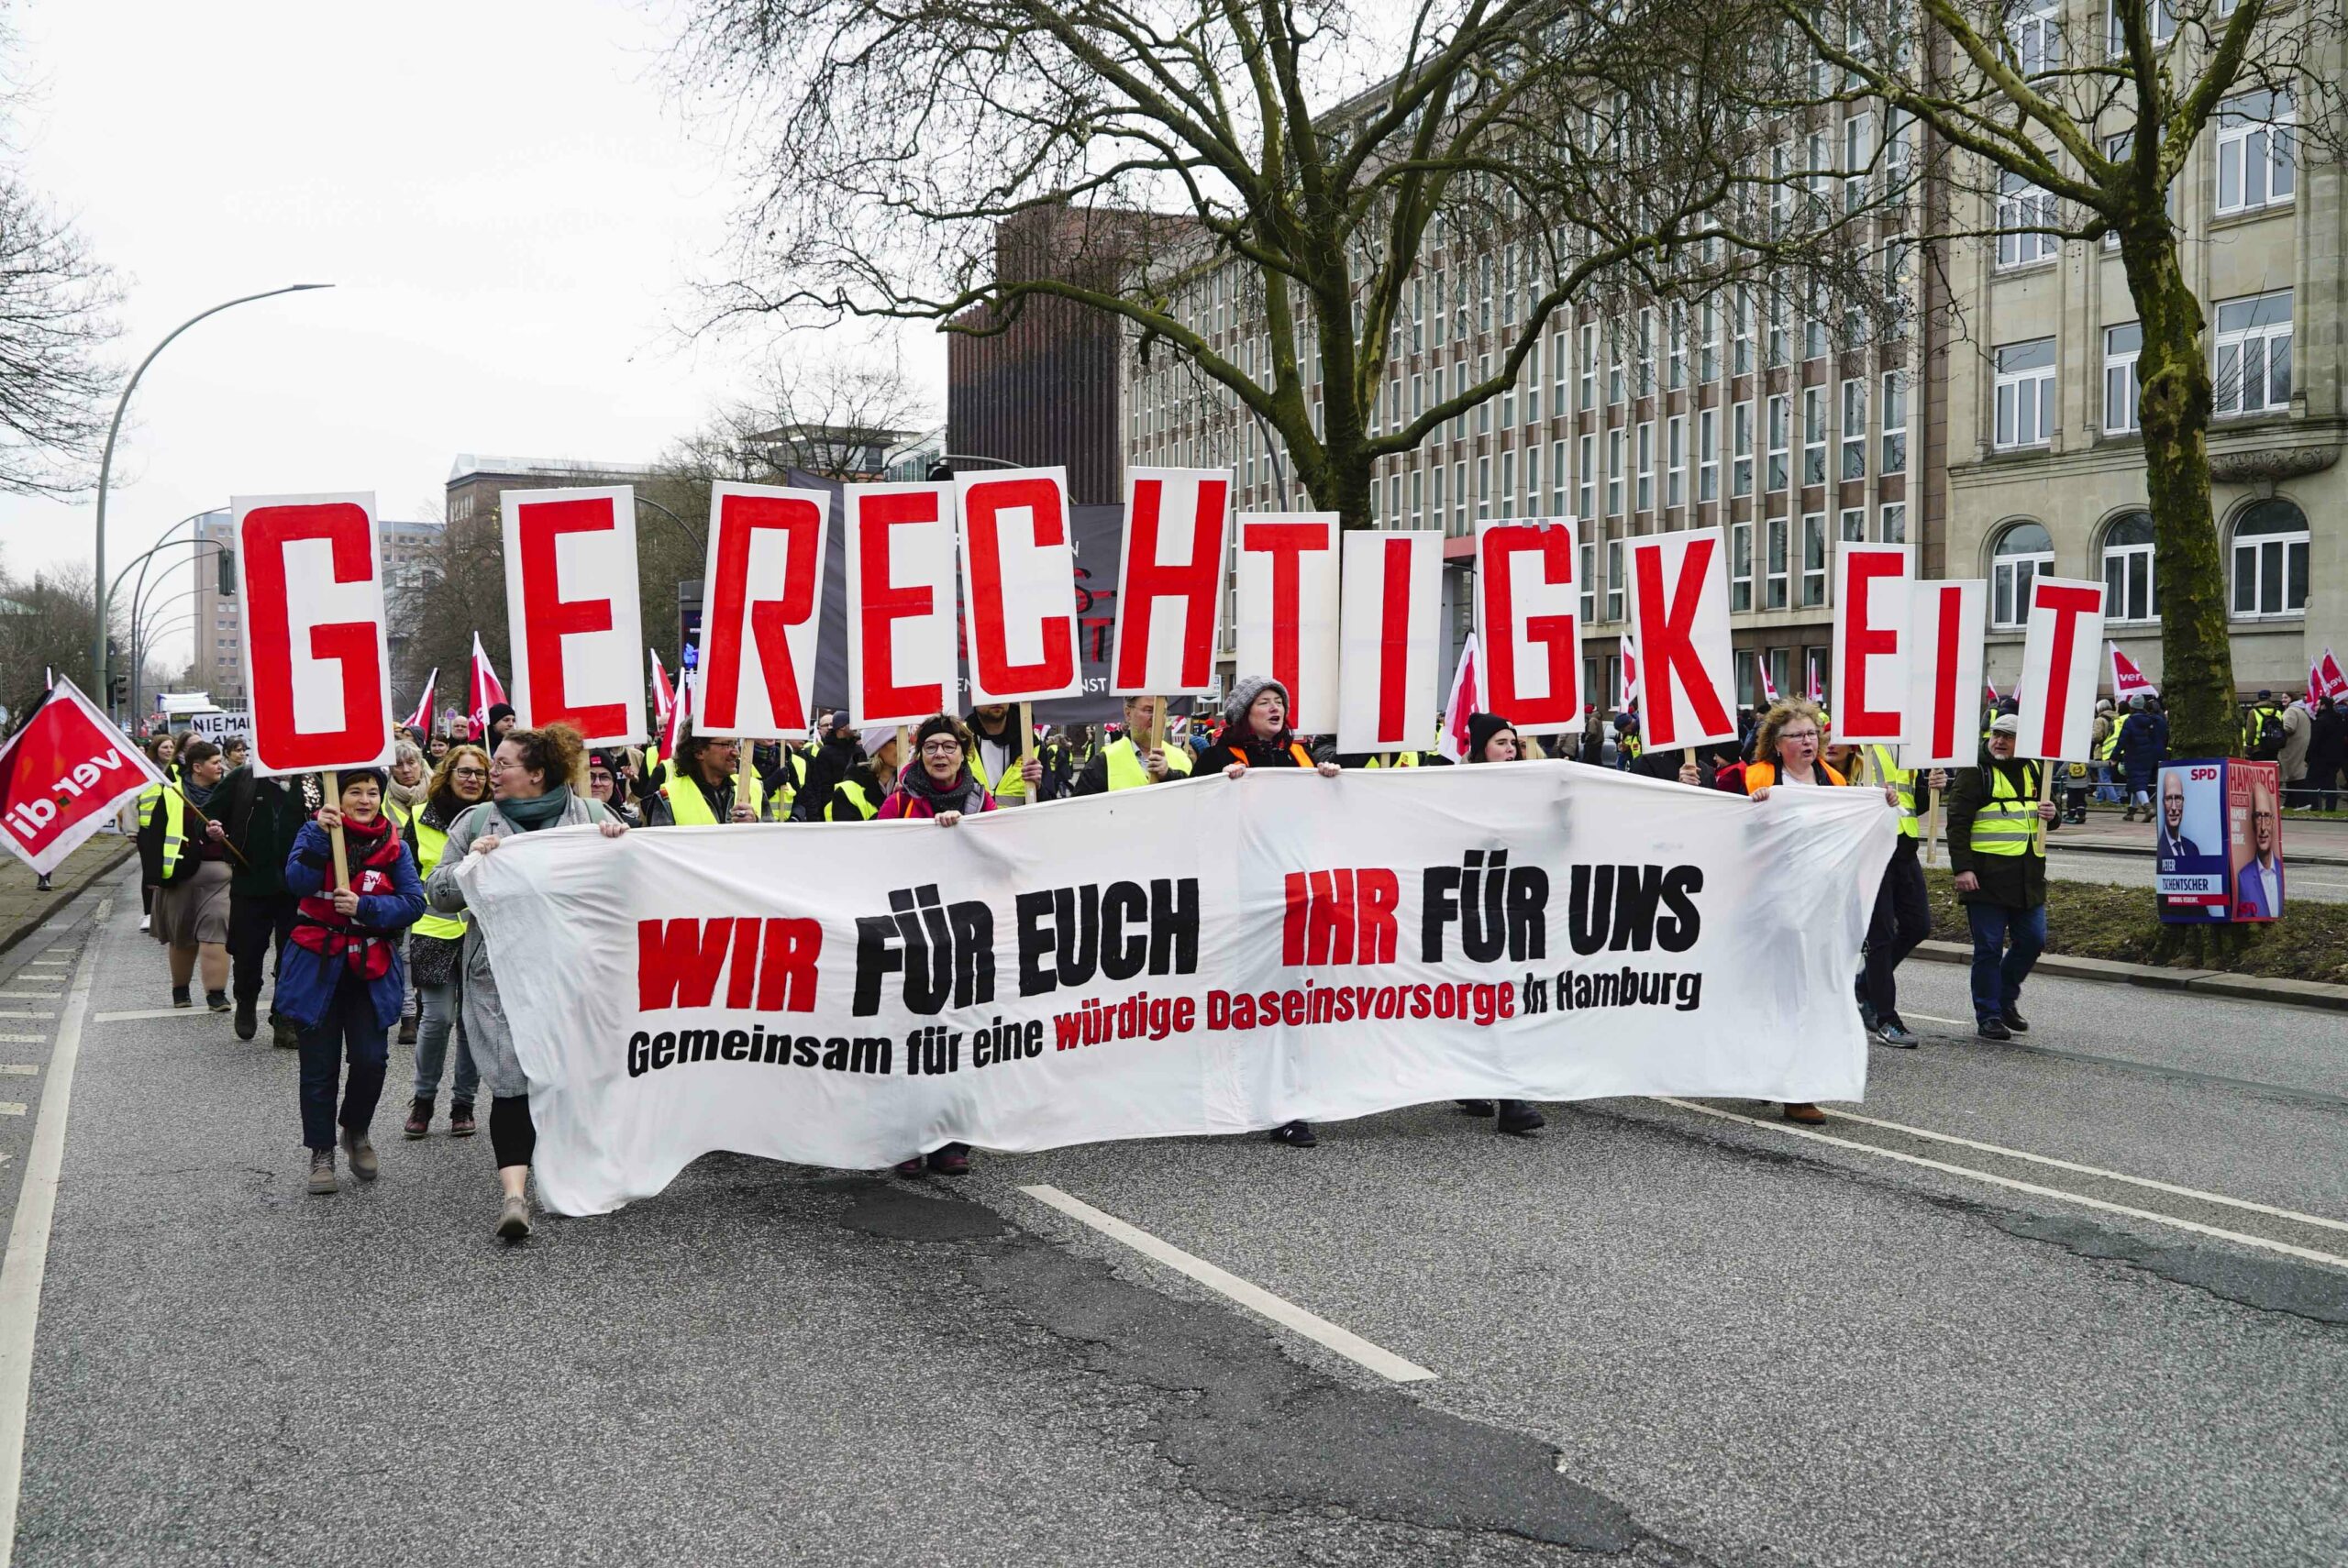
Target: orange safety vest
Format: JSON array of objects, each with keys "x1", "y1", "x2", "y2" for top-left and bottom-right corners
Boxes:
[
  {"x1": 1743, "y1": 760, "x2": 1847, "y2": 793},
  {"x1": 1222, "y1": 741, "x2": 1316, "y2": 770}
]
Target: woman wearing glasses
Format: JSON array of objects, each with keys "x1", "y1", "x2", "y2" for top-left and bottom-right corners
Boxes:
[{"x1": 402, "y1": 745, "x2": 492, "y2": 1141}]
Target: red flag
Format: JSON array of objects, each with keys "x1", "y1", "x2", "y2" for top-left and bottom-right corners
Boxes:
[
  {"x1": 650, "y1": 648, "x2": 675, "y2": 736},
  {"x1": 468, "y1": 634, "x2": 507, "y2": 735},
  {"x1": 2313, "y1": 647, "x2": 2348, "y2": 702},
  {"x1": 2108, "y1": 642, "x2": 2155, "y2": 701},
  {"x1": 1758, "y1": 661, "x2": 1779, "y2": 703},
  {"x1": 1618, "y1": 631, "x2": 1639, "y2": 712},
  {"x1": 0, "y1": 678, "x2": 162, "y2": 875},
  {"x1": 1806, "y1": 654, "x2": 1823, "y2": 705},
  {"x1": 660, "y1": 668, "x2": 691, "y2": 760},
  {"x1": 1984, "y1": 676, "x2": 2000, "y2": 705},
  {"x1": 403, "y1": 668, "x2": 438, "y2": 734},
  {"x1": 1435, "y1": 634, "x2": 1481, "y2": 763}
]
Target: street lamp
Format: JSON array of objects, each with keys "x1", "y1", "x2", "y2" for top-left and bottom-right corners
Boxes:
[
  {"x1": 127, "y1": 540, "x2": 227, "y2": 719},
  {"x1": 91, "y1": 284, "x2": 334, "y2": 702},
  {"x1": 635, "y1": 493, "x2": 704, "y2": 554}
]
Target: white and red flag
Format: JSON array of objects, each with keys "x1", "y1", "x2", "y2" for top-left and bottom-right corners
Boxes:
[
  {"x1": 468, "y1": 634, "x2": 507, "y2": 736},
  {"x1": 1807, "y1": 655, "x2": 1823, "y2": 705},
  {"x1": 650, "y1": 649, "x2": 676, "y2": 739},
  {"x1": 1435, "y1": 634, "x2": 1482, "y2": 764},
  {"x1": 1758, "y1": 661, "x2": 1779, "y2": 704},
  {"x1": 404, "y1": 668, "x2": 437, "y2": 734},
  {"x1": 1618, "y1": 631, "x2": 1639, "y2": 713},
  {"x1": 2310, "y1": 647, "x2": 2348, "y2": 703},
  {"x1": 660, "y1": 668, "x2": 692, "y2": 760},
  {"x1": 0, "y1": 678, "x2": 162, "y2": 875},
  {"x1": 1984, "y1": 676, "x2": 2000, "y2": 705},
  {"x1": 2108, "y1": 642, "x2": 2156, "y2": 701}
]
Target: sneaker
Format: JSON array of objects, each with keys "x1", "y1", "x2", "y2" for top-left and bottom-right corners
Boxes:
[
  {"x1": 1268, "y1": 1120, "x2": 1317, "y2": 1148},
  {"x1": 339, "y1": 1128, "x2": 379, "y2": 1182},
  {"x1": 449, "y1": 1102, "x2": 476, "y2": 1138},
  {"x1": 926, "y1": 1143, "x2": 971, "y2": 1176},
  {"x1": 1782, "y1": 1102, "x2": 1827, "y2": 1125},
  {"x1": 233, "y1": 999, "x2": 258, "y2": 1041},
  {"x1": 1876, "y1": 1021, "x2": 1921, "y2": 1049},
  {"x1": 205, "y1": 989, "x2": 231, "y2": 1014},
  {"x1": 271, "y1": 1016, "x2": 300, "y2": 1050},
  {"x1": 892, "y1": 1156, "x2": 926, "y2": 1177},
  {"x1": 404, "y1": 1099, "x2": 432, "y2": 1139},
  {"x1": 1495, "y1": 1100, "x2": 1545, "y2": 1135},
  {"x1": 306, "y1": 1149, "x2": 337, "y2": 1195},
  {"x1": 35, "y1": 875, "x2": 51, "y2": 892},
  {"x1": 1455, "y1": 1099, "x2": 1496, "y2": 1116},
  {"x1": 138, "y1": 915, "x2": 150, "y2": 933},
  {"x1": 398, "y1": 1016, "x2": 417, "y2": 1046},
  {"x1": 171, "y1": 986, "x2": 192, "y2": 1009},
  {"x1": 2001, "y1": 1006, "x2": 2030, "y2": 1034},
  {"x1": 1857, "y1": 998, "x2": 1880, "y2": 1033},
  {"x1": 1977, "y1": 1017, "x2": 2011, "y2": 1041},
  {"x1": 496, "y1": 1193, "x2": 532, "y2": 1240}
]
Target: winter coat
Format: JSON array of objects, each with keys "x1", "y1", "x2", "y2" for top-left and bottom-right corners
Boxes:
[
  {"x1": 1944, "y1": 748, "x2": 2048, "y2": 911},
  {"x1": 2118, "y1": 711, "x2": 2168, "y2": 783},
  {"x1": 276, "y1": 819, "x2": 426, "y2": 1031},
  {"x1": 2309, "y1": 706, "x2": 2347, "y2": 771},
  {"x1": 2277, "y1": 704, "x2": 2311, "y2": 782},
  {"x1": 212, "y1": 767, "x2": 313, "y2": 899},
  {"x1": 422, "y1": 791, "x2": 615, "y2": 1099}
]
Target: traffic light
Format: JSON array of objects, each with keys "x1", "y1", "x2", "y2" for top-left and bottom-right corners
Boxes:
[{"x1": 216, "y1": 547, "x2": 237, "y2": 597}]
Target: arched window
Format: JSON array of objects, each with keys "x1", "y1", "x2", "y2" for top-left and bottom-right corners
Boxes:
[
  {"x1": 2232, "y1": 500, "x2": 2309, "y2": 617},
  {"x1": 1991, "y1": 521, "x2": 2054, "y2": 626},
  {"x1": 2100, "y1": 512, "x2": 2159, "y2": 623}
]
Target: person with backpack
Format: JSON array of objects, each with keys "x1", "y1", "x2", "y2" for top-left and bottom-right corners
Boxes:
[{"x1": 2243, "y1": 691, "x2": 2287, "y2": 763}]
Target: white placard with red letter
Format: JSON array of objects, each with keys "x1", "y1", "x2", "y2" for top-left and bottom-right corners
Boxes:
[
  {"x1": 0, "y1": 678, "x2": 163, "y2": 874},
  {"x1": 2014, "y1": 576, "x2": 2106, "y2": 762},
  {"x1": 233, "y1": 491, "x2": 396, "y2": 777},
  {"x1": 1475, "y1": 518, "x2": 1581, "y2": 734},
  {"x1": 1899, "y1": 580, "x2": 1988, "y2": 770},
  {"x1": 693, "y1": 481, "x2": 832, "y2": 740},
  {"x1": 1335, "y1": 530, "x2": 1443, "y2": 755},
  {"x1": 1829, "y1": 545, "x2": 1911, "y2": 743},
  {"x1": 501, "y1": 486, "x2": 647, "y2": 745},
  {"x1": 955, "y1": 467, "x2": 1082, "y2": 705},
  {"x1": 846, "y1": 481, "x2": 960, "y2": 727},
  {"x1": 1626, "y1": 528, "x2": 1738, "y2": 750},
  {"x1": 1233, "y1": 513, "x2": 1341, "y2": 734},
  {"x1": 1112, "y1": 468, "x2": 1231, "y2": 696}
]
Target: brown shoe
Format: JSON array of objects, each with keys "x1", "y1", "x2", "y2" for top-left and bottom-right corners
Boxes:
[
  {"x1": 339, "y1": 1128, "x2": 379, "y2": 1181},
  {"x1": 497, "y1": 1193, "x2": 532, "y2": 1240},
  {"x1": 306, "y1": 1149, "x2": 337, "y2": 1195},
  {"x1": 1782, "y1": 1102, "x2": 1827, "y2": 1125}
]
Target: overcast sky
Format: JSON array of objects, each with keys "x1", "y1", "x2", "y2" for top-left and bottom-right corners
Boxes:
[{"x1": 0, "y1": 0, "x2": 940, "y2": 671}]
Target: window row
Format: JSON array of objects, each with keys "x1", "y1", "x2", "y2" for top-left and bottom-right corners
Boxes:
[
  {"x1": 1995, "y1": 288, "x2": 2291, "y2": 450},
  {"x1": 1988, "y1": 498, "x2": 2308, "y2": 628}
]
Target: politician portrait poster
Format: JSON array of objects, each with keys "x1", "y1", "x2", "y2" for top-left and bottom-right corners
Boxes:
[{"x1": 2230, "y1": 763, "x2": 2284, "y2": 922}]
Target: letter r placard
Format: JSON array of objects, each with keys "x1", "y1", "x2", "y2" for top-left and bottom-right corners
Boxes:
[
  {"x1": 501, "y1": 485, "x2": 648, "y2": 745},
  {"x1": 233, "y1": 491, "x2": 395, "y2": 777}
]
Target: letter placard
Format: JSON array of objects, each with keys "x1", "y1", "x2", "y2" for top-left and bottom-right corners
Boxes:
[
  {"x1": 1627, "y1": 529, "x2": 1737, "y2": 750},
  {"x1": 695, "y1": 481, "x2": 831, "y2": 740},
  {"x1": 1336, "y1": 530, "x2": 1443, "y2": 755},
  {"x1": 1899, "y1": 580, "x2": 1988, "y2": 770},
  {"x1": 1112, "y1": 468, "x2": 1231, "y2": 696},
  {"x1": 1830, "y1": 544, "x2": 1911, "y2": 743},
  {"x1": 1233, "y1": 513, "x2": 1340, "y2": 734},
  {"x1": 846, "y1": 481, "x2": 959, "y2": 728},
  {"x1": 502, "y1": 485, "x2": 647, "y2": 745},
  {"x1": 956, "y1": 467, "x2": 1082, "y2": 704},
  {"x1": 234, "y1": 491, "x2": 395, "y2": 776},
  {"x1": 2015, "y1": 576, "x2": 2106, "y2": 762},
  {"x1": 1475, "y1": 518, "x2": 1581, "y2": 734}
]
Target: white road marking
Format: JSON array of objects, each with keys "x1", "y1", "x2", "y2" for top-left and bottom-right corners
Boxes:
[
  {"x1": 0, "y1": 1109, "x2": 22, "y2": 1119},
  {"x1": 91, "y1": 1009, "x2": 205, "y2": 1023},
  {"x1": 1019, "y1": 1183, "x2": 1439, "y2": 1384},
  {"x1": 0, "y1": 1069, "x2": 33, "y2": 1078},
  {"x1": 1651, "y1": 1097, "x2": 2348, "y2": 1271},
  {"x1": 1903, "y1": 1013, "x2": 1972, "y2": 1027},
  {"x1": 1816, "y1": 1107, "x2": 2348, "y2": 1233},
  {"x1": 0, "y1": 991, "x2": 61, "y2": 999},
  {"x1": 0, "y1": 898, "x2": 107, "y2": 1562},
  {"x1": 20, "y1": 963, "x2": 63, "y2": 969}
]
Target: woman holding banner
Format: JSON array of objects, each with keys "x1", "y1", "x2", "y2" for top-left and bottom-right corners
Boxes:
[
  {"x1": 1219, "y1": 676, "x2": 1342, "y2": 1148},
  {"x1": 282, "y1": 768, "x2": 426, "y2": 1196},
  {"x1": 423, "y1": 723, "x2": 628, "y2": 1240},
  {"x1": 141, "y1": 738, "x2": 236, "y2": 1012},
  {"x1": 1451, "y1": 714, "x2": 1546, "y2": 1137},
  {"x1": 403, "y1": 744, "x2": 491, "y2": 1141}
]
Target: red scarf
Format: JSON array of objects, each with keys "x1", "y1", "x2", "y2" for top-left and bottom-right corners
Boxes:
[{"x1": 290, "y1": 812, "x2": 405, "y2": 981}]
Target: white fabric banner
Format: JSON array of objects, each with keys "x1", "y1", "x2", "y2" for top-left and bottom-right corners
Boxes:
[{"x1": 461, "y1": 766, "x2": 1896, "y2": 1216}]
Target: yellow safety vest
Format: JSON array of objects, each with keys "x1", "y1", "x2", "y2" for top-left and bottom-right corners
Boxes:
[
  {"x1": 826, "y1": 777, "x2": 880, "y2": 822},
  {"x1": 1968, "y1": 763, "x2": 2040, "y2": 857},
  {"x1": 1864, "y1": 744, "x2": 1922, "y2": 839},
  {"x1": 660, "y1": 770, "x2": 766, "y2": 826},
  {"x1": 150, "y1": 784, "x2": 194, "y2": 882},
  {"x1": 1364, "y1": 752, "x2": 1421, "y2": 768},
  {"x1": 136, "y1": 782, "x2": 164, "y2": 832},
  {"x1": 408, "y1": 815, "x2": 467, "y2": 941},
  {"x1": 2096, "y1": 723, "x2": 2121, "y2": 761},
  {"x1": 1102, "y1": 735, "x2": 1194, "y2": 790},
  {"x1": 967, "y1": 733, "x2": 1027, "y2": 801},
  {"x1": 768, "y1": 748, "x2": 808, "y2": 816}
]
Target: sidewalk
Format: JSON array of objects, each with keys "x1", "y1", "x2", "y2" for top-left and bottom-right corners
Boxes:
[
  {"x1": 2012, "y1": 810, "x2": 2348, "y2": 866},
  {"x1": 0, "y1": 834, "x2": 138, "y2": 957}
]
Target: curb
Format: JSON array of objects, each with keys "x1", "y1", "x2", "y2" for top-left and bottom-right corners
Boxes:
[
  {"x1": 1911, "y1": 937, "x2": 2348, "y2": 1013},
  {"x1": 0, "y1": 840, "x2": 134, "y2": 963}
]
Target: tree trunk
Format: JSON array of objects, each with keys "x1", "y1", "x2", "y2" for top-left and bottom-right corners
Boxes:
[{"x1": 2122, "y1": 234, "x2": 2238, "y2": 758}]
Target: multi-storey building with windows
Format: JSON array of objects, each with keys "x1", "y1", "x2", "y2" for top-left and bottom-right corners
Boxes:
[{"x1": 189, "y1": 510, "x2": 444, "y2": 702}]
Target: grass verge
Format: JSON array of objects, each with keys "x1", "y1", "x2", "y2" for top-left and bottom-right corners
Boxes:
[{"x1": 1922, "y1": 867, "x2": 2348, "y2": 986}]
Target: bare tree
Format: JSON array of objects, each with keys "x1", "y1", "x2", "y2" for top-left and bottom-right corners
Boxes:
[
  {"x1": 0, "y1": 558, "x2": 121, "y2": 718},
  {"x1": 1784, "y1": 0, "x2": 2342, "y2": 753},
  {"x1": 667, "y1": 0, "x2": 1904, "y2": 532}
]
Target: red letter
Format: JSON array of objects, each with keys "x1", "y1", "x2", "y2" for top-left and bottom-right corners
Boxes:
[
  {"x1": 702, "y1": 491, "x2": 823, "y2": 732},
  {"x1": 1482, "y1": 525, "x2": 1579, "y2": 725},
  {"x1": 1842, "y1": 553, "x2": 1905, "y2": 735},
  {"x1": 857, "y1": 489, "x2": 947, "y2": 719},
  {"x1": 244, "y1": 502, "x2": 388, "y2": 769},
  {"x1": 1930, "y1": 586, "x2": 1964, "y2": 760},
  {"x1": 757, "y1": 919, "x2": 822, "y2": 1012},
  {"x1": 2032, "y1": 583, "x2": 2104, "y2": 756},
  {"x1": 1377, "y1": 539, "x2": 1414, "y2": 742},
  {"x1": 637, "y1": 918, "x2": 734, "y2": 1010},
  {"x1": 1117, "y1": 475, "x2": 1228, "y2": 690},
  {"x1": 1241, "y1": 521, "x2": 1326, "y2": 708},
  {"x1": 964, "y1": 475, "x2": 1076, "y2": 697},
  {"x1": 1634, "y1": 537, "x2": 1732, "y2": 742},
  {"x1": 516, "y1": 496, "x2": 626, "y2": 737}
]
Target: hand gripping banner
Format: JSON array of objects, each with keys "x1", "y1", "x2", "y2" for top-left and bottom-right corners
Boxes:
[{"x1": 461, "y1": 766, "x2": 1897, "y2": 1215}]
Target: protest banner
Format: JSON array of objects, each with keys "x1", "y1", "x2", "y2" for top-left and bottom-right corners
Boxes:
[
  {"x1": 187, "y1": 709, "x2": 249, "y2": 744},
  {"x1": 1899, "y1": 580, "x2": 1987, "y2": 770},
  {"x1": 233, "y1": 492, "x2": 395, "y2": 779},
  {"x1": 694, "y1": 482, "x2": 832, "y2": 740},
  {"x1": 955, "y1": 468, "x2": 1082, "y2": 708},
  {"x1": 460, "y1": 764, "x2": 1897, "y2": 1215},
  {"x1": 0, "y1": 679, "x2": 161, "y2": 875},
  {"x1": 845, "y1": 481, "x2": 959, "y2": 728},
  {"x1": 2013, "y1": 576, "x2": 2105, "y2": 764},
  {"x1": 1233, "y1": 512, "x2": 1341, "y2": 734},
  {"x1": 1626, "y1": 529, "x2": 1737, "y2": 751},
  {"x1": 1474, "y1": 519, "x2": 1581, "y2": 734},
  {"x1": 1335, "y1": 530, "x2": 1443, "y2": 756},
  {"x1": 1829, "y1": 545, "x2": 1911, "y2": 743},
  {"x1": 1112, "y1": 469, "x2": 1230, "y2": 698},
  {"x1": 501, "y1": 486, "x2": 647, "y2": 745}
]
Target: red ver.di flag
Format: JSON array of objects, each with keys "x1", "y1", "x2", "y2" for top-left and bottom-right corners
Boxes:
[
  {"x1": 1335, "y1": 530, "x2": 1443, "y2": 755},
  {"x1": 1627, "y1": 529, "x2": 1738, "y2": 750},
  {"x1": 846, "y1": 481, "x2": 959, "y2": 728},
  {"x1": 1475, "y1": 518, "x2": 1581, "y2": 734},
  {"x1": 1234, "y1": 513, "x2": 1340, "y2": 734},
  {"x1": 502, "y1": 486, "x2": 648, "y2": 745},
  {"x1": 0, "y1": 678, "x2": 162, "y2": 874},
  {"x1": 2013, "y1": 576, "x2": 2105, "y2": 762},
  {"x1": 694, "y1": 481, "x2": 831, "y2": 740},
  {"x1": 956, "y1": 467, "x2": 1082, "y2": 705},
  {"x1": 234, "y1": 491, "x2": 395, "y2": 776},
  {"x1": 1112, "y1": 469, "x2": 1230, "y2": 696},
  {"x1": 1830, "y1": 545, "x2": 1911, "y2": 744}
]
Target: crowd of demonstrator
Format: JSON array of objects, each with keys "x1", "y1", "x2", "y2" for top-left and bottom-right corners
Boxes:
[{"x1": 138, "y1": 668, "x2": 2345, "y2": 1234}]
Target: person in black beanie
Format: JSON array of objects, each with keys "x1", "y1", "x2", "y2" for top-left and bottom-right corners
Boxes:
[{"x1": 484, "y1": 703, "x2": 517, "y2": 745}]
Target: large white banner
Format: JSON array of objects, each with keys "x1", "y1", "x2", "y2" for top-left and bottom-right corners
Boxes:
[{"x1": 462, "y1": 766, "x2": 1897, "y2": 1216}]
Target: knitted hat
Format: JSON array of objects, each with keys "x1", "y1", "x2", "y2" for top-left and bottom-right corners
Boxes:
[
  {"x1": 1990, "y1": 713, "x2": 2021, "y2": 735},
  {"x1": 1224, "y1": 676, "x2": 1290, "y2": 731},
  {"x1": 486, "y1": 702, "x2": 515, "y2": 729},
  {"x1": 1464, "y1": 712, "x2": 1516, "y2": 763},
  {"x1": 860, "y1": 724, "x2": 899, "y2": 759}
]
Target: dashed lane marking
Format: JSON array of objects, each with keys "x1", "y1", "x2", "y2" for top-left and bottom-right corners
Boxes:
[
  {"x1": 0, "y1": 1070, "x2": 34, "y2": 1078},
  {"x1": 1020, "y1": 1183, "x2": 1439, "y2": 1384},
  {"x1": 92, "y1": 1009, "x2": 208, "y2": 1023}
]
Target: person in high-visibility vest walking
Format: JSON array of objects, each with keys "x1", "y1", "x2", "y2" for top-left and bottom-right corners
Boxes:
[
  {"x1": 1071, "y1": 695, "x2": 1193, "y2": 795},
  {"x1": 402, "y1": 744, "x2": 492, "y2": 1141},
  {"x1": 133, "y1": 732, "x2": 183, "y2": 933},
  {"x1": 643, "y1": 732, "x2": 766, "y2": 826},
  {"x1": 1944, "y1": 713, "x2": 2058, "y2": 1041},
  {"x1": 1855, "y1": 743, "x2": 1947, "y2": 1049},
  {"x1": 139, "y1": 738, "x2": 236, "y2": 1012},
  {"x1": 964, "y1": 703, "x2": 1045, "y2": 803}
]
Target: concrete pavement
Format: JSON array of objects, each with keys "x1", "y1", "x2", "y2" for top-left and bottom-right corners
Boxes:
[{"x1": 6, "y1": 863, "x2": 2343, "y2": 1567}]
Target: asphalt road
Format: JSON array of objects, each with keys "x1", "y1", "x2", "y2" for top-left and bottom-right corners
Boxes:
[{"x1": 5, "y1": 865, "x2": 2342, "y2": 1567}]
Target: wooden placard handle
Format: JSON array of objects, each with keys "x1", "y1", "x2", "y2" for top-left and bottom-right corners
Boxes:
[{"x1": 323, "y1": 769, "x2": 350, "y2": 890}]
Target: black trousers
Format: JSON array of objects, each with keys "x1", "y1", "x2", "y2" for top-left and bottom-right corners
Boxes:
[
  {"x1": 228, "y1": 890, "x2": 299, "y2": 1010},
  {"x1": 1861, "y1": 842, "x2": 1931, "y2": 1024},
  {"x1": 490, "y1": 1095, "x2": 536, "y2": 1169}
]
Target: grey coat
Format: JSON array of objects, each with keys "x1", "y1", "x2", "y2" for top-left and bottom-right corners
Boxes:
[{"x1": 422, "y1": 792, "x2": 614, "y2": 1099}]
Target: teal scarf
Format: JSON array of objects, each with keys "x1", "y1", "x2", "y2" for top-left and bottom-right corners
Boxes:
[{"x1": 501, "y1": 787, "x2": 571, "y2": 833}]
